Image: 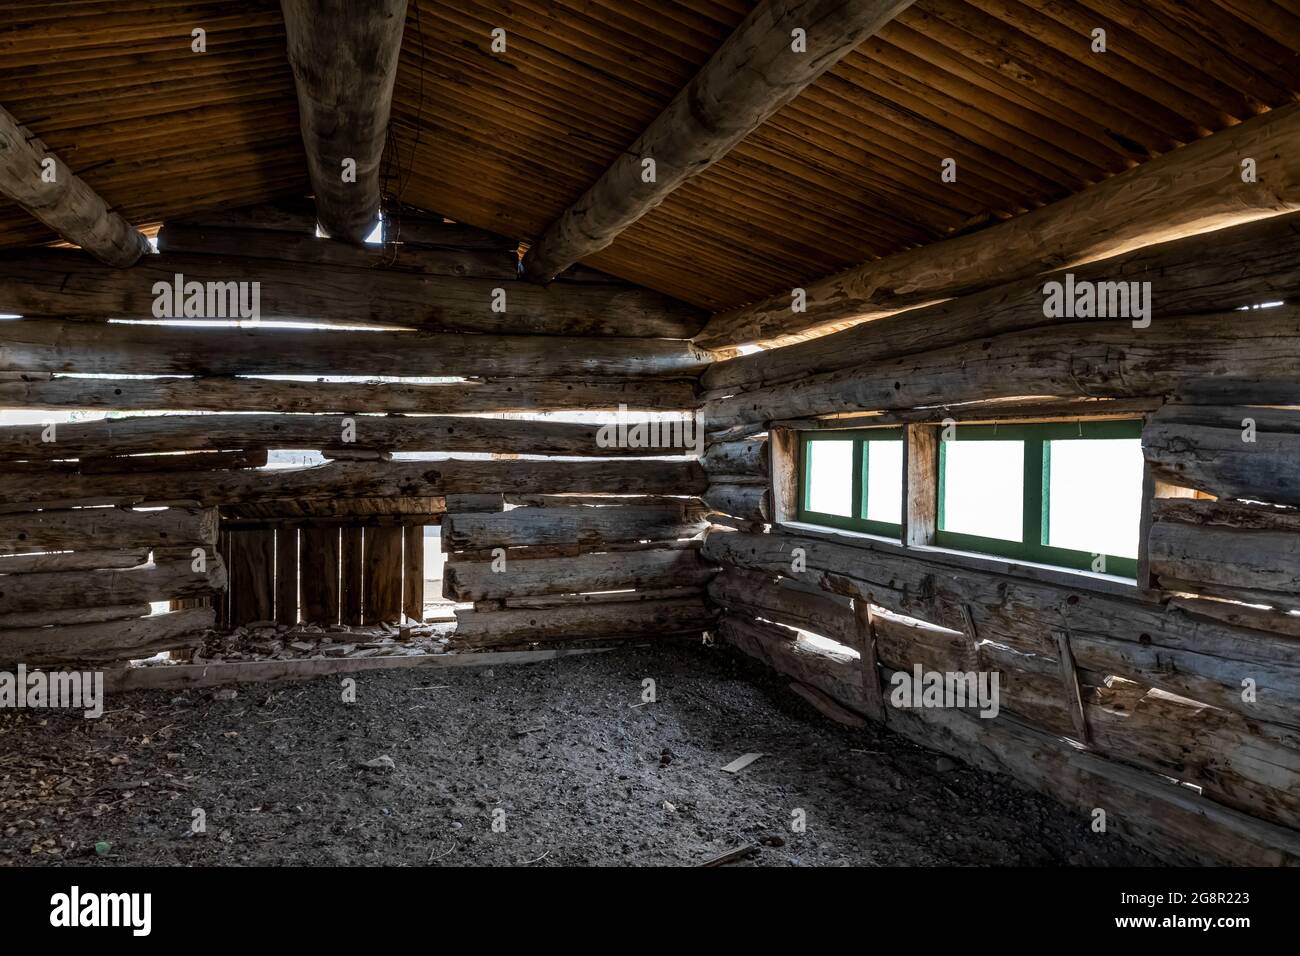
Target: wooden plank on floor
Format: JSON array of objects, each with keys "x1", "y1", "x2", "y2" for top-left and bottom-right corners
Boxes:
[
  {"x1": 403, "y1": 524, "x2": 425, "y2": 623},
  {"x1": 300, "y1": 525, "x2": 340, "y2": 625},
  {"x1": 340, "y1": 526, "x2": 364, "y2": 626},
  {"x1": 275, "y1": 526, "x2": 299, "y2": 626},
  {"x1": 104, "y1": 646, "x2": 615, "y2": 692},
  {"x1": 364, "y1": 525, "x2": 402, "y2": 623}
]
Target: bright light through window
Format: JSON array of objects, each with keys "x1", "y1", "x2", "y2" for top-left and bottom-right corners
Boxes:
[
  {"x1": 941, "y1": 440, "x2": 1024, "y2": 542},
  {"x1": 806, "y1": 440, "x2": 853, "y2": 517},
  {"x1": 1047, "y1": 438, "x2": 1143, "y2": 558},
  {"x1": 864, "y1": 439, "x2": 903, "y2": 525}
]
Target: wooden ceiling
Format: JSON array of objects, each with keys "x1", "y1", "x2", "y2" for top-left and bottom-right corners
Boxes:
[{"x1": 2, "y1": 0, "x2": 1299, "y2": 311}]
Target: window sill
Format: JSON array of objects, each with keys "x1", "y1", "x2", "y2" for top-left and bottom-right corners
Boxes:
[{"x1": 778, "y1": 520, "x2": 1144, "y2": 600}]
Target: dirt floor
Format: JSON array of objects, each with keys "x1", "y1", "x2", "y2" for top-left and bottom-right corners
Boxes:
[{"x1": 0, "y1": 640, "x2": 1157, "y2": 866}]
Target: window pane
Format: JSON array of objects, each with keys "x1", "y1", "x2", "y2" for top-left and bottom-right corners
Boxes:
[
  {"x1": 864, "y1": 439, "x2": 903, "y2": 525},
  {"x1": 941, "y1": 440, "x2": 1024, "y2": 541},
  {"x1": 806, "y1": 440, "x2": 853, "y2": 517},
  {"x1": 1047, "y1": 438, "x2": 1143, "y2": 559}
]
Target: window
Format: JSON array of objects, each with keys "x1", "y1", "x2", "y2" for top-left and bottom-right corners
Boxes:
[
  {"x1": 794, "y1": 420, "x2": 1144, "y2": 579},
  {"x1": 937, "y1": 421, "x2": 1142, "y2": 577},
  {"x1": 799, "y1": 428, "x2": 904, "y2": 537}
]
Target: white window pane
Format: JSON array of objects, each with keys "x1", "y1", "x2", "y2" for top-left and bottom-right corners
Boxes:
[
  {"x1": 864, "y1": 440, "x2": 903, "y2": 525},
  {"x1": 942, "y1": 440, "x2": 1024, "y2": 541},
  {"x1": 806, "y1": 440, "x2": 853, "y2": 517},
  {"x1": 1047, "y1": 438, "x2": 1143, "y2": 559}
]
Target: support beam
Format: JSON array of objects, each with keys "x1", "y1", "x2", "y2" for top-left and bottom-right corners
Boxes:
[
  {"x1": 280, "y1": 0, "x2": 407, "y2": 242},
  {"x1": 0, "y1": 104, "x2": 149, "y2": 266},
  {"x1": 695, "y1": 101, "x2": 1300, "y2": 350},
  {"x1": 520, "y1": 0, "x2": 915, "y2": 282}
]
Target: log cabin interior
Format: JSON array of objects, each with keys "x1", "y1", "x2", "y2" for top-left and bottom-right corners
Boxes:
[{"x1": 1, "y1": 0, "x2": 1299, "y2": 874}]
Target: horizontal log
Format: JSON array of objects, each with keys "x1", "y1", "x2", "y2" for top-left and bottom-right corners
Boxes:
[
  {"x1": 0, "y1": 607, "x2": 213, "y2": 666},
  {"x1": 0, "y1": 413, "x2": 691, "y2": 461},
  {"x1": 701, "y1": 438, "x2": 768, "y2": 481},
  {"x1": 451, "y1": 597, "x2": 715, "y2": 649},
  {"x1": 0, "y1": 506, "x2": 217, "y2": 555},
  {"x1": 708, "y1": 568, "x2": 855, "y2": 645},
  {"x1": 442, "y1": 503, "x2": 705, "y2": 551},
  {"x1": 0, "y1": 319, "x2": 711, "y2": 379},
  {"x1": 443, "y1": 548, "x2": 714, "y2": 602},
  {"x1": 1143, "y1": 404, "x2": 1300, "y2": 506},
  {"x1": 0, "y1": 603, "x2": 152, "y2": 630},
  {"x1": 696, "y1": 102, "x2": 1300, "y2": 350},
  {"x1": 703, "y1": 210, "x2": 1300, "y2": 395},
  {"x1": 0, "y1": 449, "x2": 268, "y2": 476},
  {"x1": 0, "y1": 372, "x2": 700, "y2": 414},
  {"x1": 704, "y1": 528, "x2": 1300, "y2": 727},
  {"x1": 165, "y1": 198, "x2": 318, "y2": 235},
  {"x1": 1150, "y1": 499, "x2": 1300, "y2": 608},
  {"x1": 500, "y1": 586, "x2": 704, "y2": 610},
  {"x1": 0, "y1": 549, "x2": 149, "y2": 574},
  {"x1": 706, "y1": 308, "x2": 1300, "y2": 428},
  {"x1": 703, "y1": 483, "x2": 771, "y2": 522},
  {"x1": 450, "y1": 537, "x2": 699, "y2": 564},
  {"x1": 103, "y1": 647, "x2": 610, "y2": 693},
  {"x1": 0, "y1": 557, "x2": 226, "y2": 615},
  {"x1": 0, "y1": 459, "x2": 707, "y2": 508},
  {"x1": 0, "y1": 248, "x2": 706, "y2": 338}
]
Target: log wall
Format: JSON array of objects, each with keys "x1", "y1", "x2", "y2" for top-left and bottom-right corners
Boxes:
[
  {"x1": 0, "y1": 203, "x2": 711, "y2": 665},
  {"x1": 697, "y1": 211, "x2": 1300, "y2": 866}
]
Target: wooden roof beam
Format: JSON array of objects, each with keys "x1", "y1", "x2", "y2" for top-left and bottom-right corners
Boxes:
[
  {"x1": 0, "y1": 104, "x2": 149, "y2": 267},
  {"x1": 520, "y1": 0, "x2": 915, "y2": 284},
  {"x1": 280, "y1": 0, "x2": 407, "y2": 243},
  {"x1": 695, "y1": 101, "x2": 1300, "y2": 351}
]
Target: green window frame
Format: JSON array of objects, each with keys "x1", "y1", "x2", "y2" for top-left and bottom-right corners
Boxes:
[
  {"x1": 797, "y1": 427, "x2": 904, "y2": 538},
  {"x1": 936, "y1": 420, "x2": 1142, "y2": 578}
]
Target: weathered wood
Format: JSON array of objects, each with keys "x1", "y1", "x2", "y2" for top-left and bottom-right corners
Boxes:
[
  {"x1": 696, "y1": 101, "x2": 1300, "y2": 349},
  {"x1": 103, "y1": 647, "x2": 612, "y2": 693},
  {"x1": 1053, "y1": 628, "x2": 1091, "y2": 745},
  {"x1": 0, "y1": 104, "x2": 149, "y2": 266},
  {"x1": 0, "y1": 603, "x2": 151, "y2": 630},
  {"x1": 451, "y1": 597, "x2": 714, "y2": 648},
  {"x1": 701, "y1": 439, "x2": 768, "y2": 482},
  {"x1": 768, "y1": 427, "x2": 799, "y2": 524},
  {"x1": 442, "y1": 503, "x2": 704, "y2": 551},
  {"x1": 403, "y1": 524, "x2": 425, "y2": 623},
  {"x1": 0, "y1": 607, "x2": 213, "y2": 666},
  {"x1": 703, "y1": 210, "x2": 1300, "y2": 396},
  {"x1": 0, "y1": 556, "x2": 225, "y2": 616},
  {"x1": 0, "y1": 249, "x2": 706, "y2": 338},
  {"x1": 521, "y1": 0, "x2": 916, "y2": 281},
  {"x1": 299, "y1": 526, "x2": 340, "y2": 625},
  {"x1": 788, "y1": 681, "x2": 866, "y2": 727},
  {"x1": 703, "y1": 483, "x2": 770, "y2": 523},
  {"x1": 338, "y1": 526, "x2": 364, "y2": 626},
  {"x1": 442, "y1": 493, "x2": 504, "y2": 514},
  {"x1": 275, "y1": 526, "x2": 299, "y2": 626},
  {"x1": 1148, "y1": 499, "x2": 1300, "y2": 608},
  {"x1": 707, "y1": 308, "x2": 1300, "y2": 429},
  {"x1": 1143, "y1": 404, "x2": 1300, "y2": 507},
  {"x1": 0, "y1": 458, "x2": 707, "y2": 509},
  {"x1": 227, "y1": 528, "x2": 274, "y2": 627},
  {"x1": 903, "y1": 424, "x2": 938, "y2": 547},
  {"x1": 0, "y1": 548, "x2": 148, "y2": 575},
  {"x1": 0, "y1": 319, "x2": 711, "y2": 379},
  {"x1": 0, "y1": 505, "x2": 216, "y2": 555},
  {"x1": 853, "y1": 599, "x2": 886, "y2": 721},
  {"x1": 280, "y1": 0, "x2": 405, "y2": 241},
  {"x1": 0, "y1": 413, "x2": 693, "y2": 461},
  {"x1": 444, "y1": 548, "x2": 713, "y2": 602},
  {"x1": 363, "y1": 525, "x2": 403, "y2": 623},
  {"x1": 0, "y1": 372, "x2": 700, "y2": 414},
  {"x1": 707, "y1": 567, "x2": 855, "y2": 645}
]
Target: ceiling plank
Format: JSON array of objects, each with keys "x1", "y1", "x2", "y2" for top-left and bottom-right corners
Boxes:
[
  {"x1": 280, "y1": 0, "x2": 406, "y2": 243},
  {"x1": 695, "y1": 100, "x2": 1300, "y2": 351},
  {"x1": 520, "y1": 0, "x2": 916, "y2": 284},
  {"x1": 0, "y1": 104, "x2": 148, "y2": 267}
]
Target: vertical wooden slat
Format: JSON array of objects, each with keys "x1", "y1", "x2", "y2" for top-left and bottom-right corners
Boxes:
[
  {"x1": 903, "y1": 424, "x2": 939, "y2": 547},
  {"x1": 340, "y1": 526, "x2": 364, "y2": 626},
  {"x1": 275, "y1": 526, "x2": 299, "y2": 626},
  {"x1": 300, "y1": 525, "x2": 340, "y2": 625},
  {"x1": 364, "y1": 526, "x2": 403, "y2": 623},
  {"x1": 853, "y1": 599, "x2": 887, "y2": 722},
  {"x1": 227, "y1": 529, "x2": 273, "y2": 626},
  {"x1": 403, "y1": 524, "x2": 425, "y2": 623},
  {"x1": 215, "y1": 526, "x2": 229, "y2": 629},
  {"x1": 768, "y1": 427, "x2": 799, "y2": 524}
]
